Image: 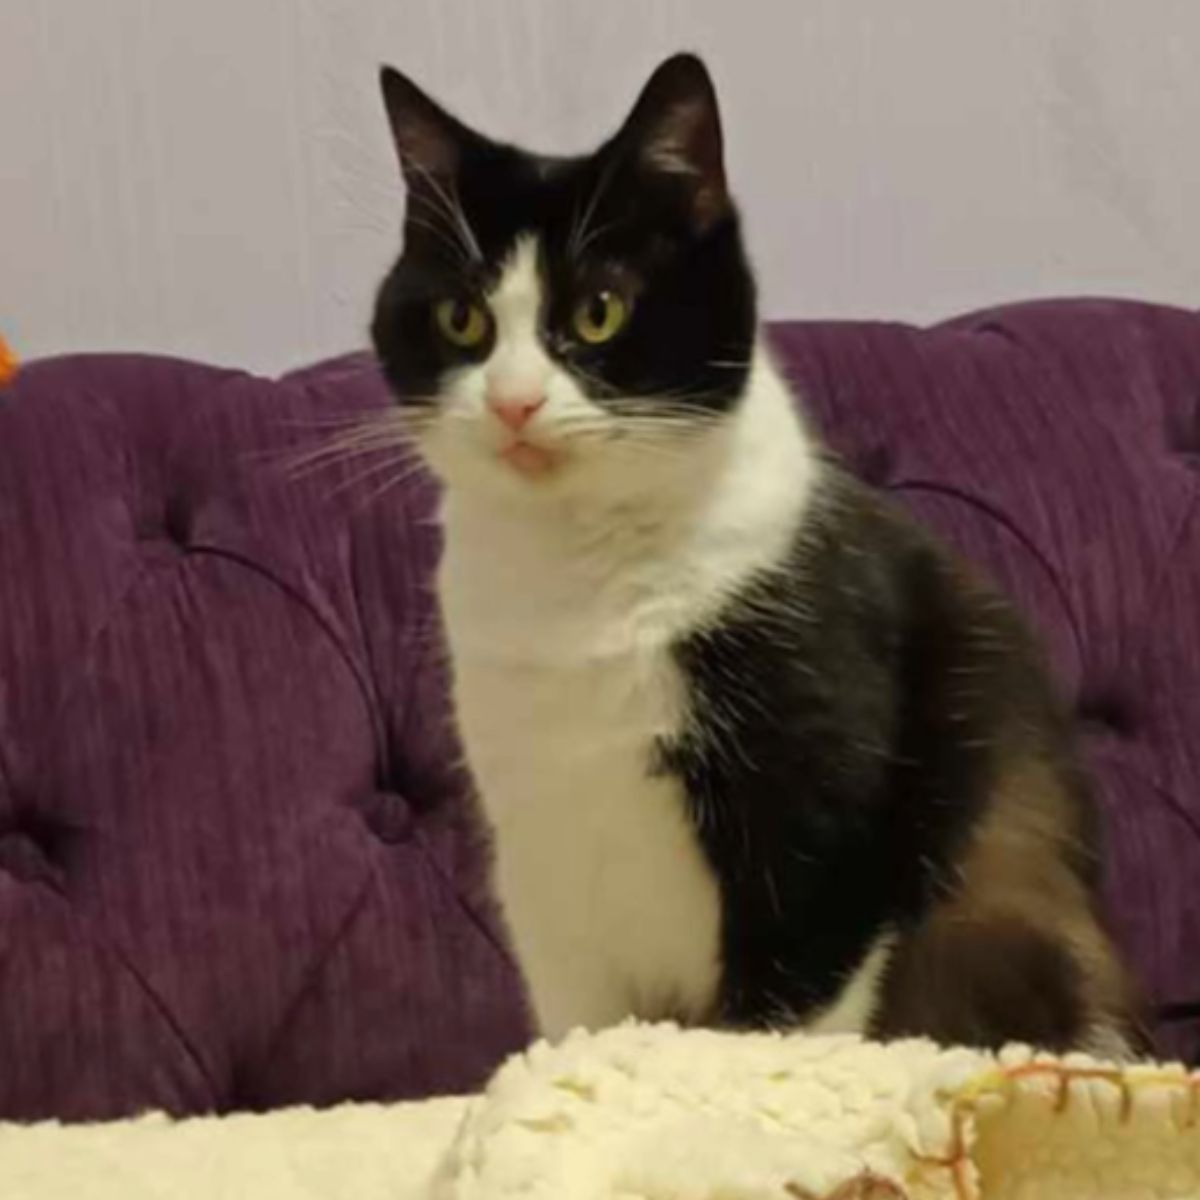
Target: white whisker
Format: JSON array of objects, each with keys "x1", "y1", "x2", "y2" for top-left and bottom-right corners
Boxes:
[
  {"x1": 406, "y1": 163, "x2": 483, "y2": 263},
  {"x1": 268, "y1": 410, "x2": 430, "y2": 478},
  {"x1": 284, "y1": 436, "x2": 411, "y2": 479},
  {"x1": 405, "y1": 212, "x2": 471, "y2": 264},
  {"x1": 573, "y1": 220, "x2": 615, "y2": 259},
  {"x1": 328, "y1": 449, "x2": 425, "y2": 498},
  {"x1": 568, "y1": 156, "x2": 619, "y2": 260},
  {"x1": 357, "y1": 461, "x2": 436, "y2": 508}
]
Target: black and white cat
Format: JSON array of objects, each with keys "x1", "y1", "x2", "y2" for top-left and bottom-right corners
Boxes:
[{"x1": 371, "y1": 54, "x2": 1140, "y2": 1053}]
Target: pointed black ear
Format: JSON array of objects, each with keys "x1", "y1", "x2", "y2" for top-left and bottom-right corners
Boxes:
[
  {"x1": 379, "y1": 65, "x2": 473, "y2": 186},
  {"x1": 619, "y1": 54, "x2": 729, "y2": 232}
]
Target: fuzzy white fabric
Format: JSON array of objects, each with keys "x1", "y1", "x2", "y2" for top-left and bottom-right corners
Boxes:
[
  {"x1": 439, "y1": 1025, "x2": 1200, "y2": 1200},
  {"x1": 4, "y1": 1025, "x2": 1199, "y2": 1200},
  {"x1": 0, "y1": 1096, "x2": 467, "y2": 1200}
]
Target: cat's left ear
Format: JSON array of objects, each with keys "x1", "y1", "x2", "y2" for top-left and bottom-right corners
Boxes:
[
  {"x1": 379, "y1": 65, "x2": 474, "y2": 188},
  {"x1": 618, "y1": 54, "x2": 730, "y2": 233}
]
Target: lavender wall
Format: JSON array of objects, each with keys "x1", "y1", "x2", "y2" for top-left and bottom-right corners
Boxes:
[{"x1": 2, "y1": 1, "x2": 1198, "y2": 373}]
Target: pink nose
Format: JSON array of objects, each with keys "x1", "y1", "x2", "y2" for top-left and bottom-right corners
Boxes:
[{"x1": 488, "y1": 394, "x2": 545, "y2": 432}]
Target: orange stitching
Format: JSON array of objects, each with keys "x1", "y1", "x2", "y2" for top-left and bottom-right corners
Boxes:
[
  {"x1": 920, "y1": 1061, "x2": 1200, "y2": 1200},
  {"x1": 812, "y1": 1061, "x2": 1200, "y2": 1200},
  {"x1": 951, "y1": 1152, "x2": 974, "y2": 1200},
  {"x1": 914, "y1": 1087, "x2": 978, "y2": 1200},
  {"x1": 1001, "y1": 1063, "x2": 1133, "y2": 1120}
]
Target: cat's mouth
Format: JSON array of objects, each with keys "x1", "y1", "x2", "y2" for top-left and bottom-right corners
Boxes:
[{"x1": 497, "y1": 438, "x2": 560, "y2": 479}]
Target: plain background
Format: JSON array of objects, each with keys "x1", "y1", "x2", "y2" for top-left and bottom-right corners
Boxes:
[{"x1": 2, "y1": 1, "x2": 1198, "y2": 374}]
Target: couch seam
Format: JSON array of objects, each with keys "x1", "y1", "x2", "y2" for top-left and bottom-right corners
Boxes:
[
  {"x1": 412, "y1": 822, "x2": 518, "y2": 967},
  {"x1": 184, "y1": 542, "x2": 390, "y2": 765},
  {"x1": 3, "y1": 873, "x2": 222, "y2": 1107},
  {"x1": 1096, "y1": 751, "x2": 1200, "y2": 851},
  {"x1": 25, "y1": 560, "x2": 160, "y2": 789},
  {"x1": 252, "y1": 828, "x2": 517, "y2": 1087},
  {"x1": 243, "y1": 862, "x2": 377, "y2": 1102},
  {"x1": 1137, "y1": 483, "x2": 1200, "y2": 666},
  {"x1": 888, "y1": 478, "x2": 1087, "y2": 670}
]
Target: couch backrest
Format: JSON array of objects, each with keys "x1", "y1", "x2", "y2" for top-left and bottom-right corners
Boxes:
[{"x1": 0, "y1": 298, "x2": 1195, "y2": 1122}]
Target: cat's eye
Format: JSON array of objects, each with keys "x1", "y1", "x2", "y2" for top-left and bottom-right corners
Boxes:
[
  {"x1": 433, "y1": 298, "x2": 491, "y2": 349},
  {"x1": 572, "y1": 291, "x2": 629, "y2": 345}
]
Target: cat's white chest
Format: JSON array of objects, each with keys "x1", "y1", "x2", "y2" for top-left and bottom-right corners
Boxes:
[{"x1": 441, "y1": 550, "x2": 722, "y2": 1040}]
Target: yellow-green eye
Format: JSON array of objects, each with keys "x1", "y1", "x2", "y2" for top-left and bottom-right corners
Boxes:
[
  {"x1": 573, "y1": 290, "x2": 629, "y2": 345},
  {"x1": 434, "y1": 298, "x2": 490, "y2": 348}
]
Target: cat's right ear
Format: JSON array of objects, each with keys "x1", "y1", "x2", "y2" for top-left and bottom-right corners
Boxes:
[
  {"x1": 616, "y1": 54, "x2": 730, "y2": 234},
  {"x1": 379, "y1": 66, "x2": 470, "y2": 188}
]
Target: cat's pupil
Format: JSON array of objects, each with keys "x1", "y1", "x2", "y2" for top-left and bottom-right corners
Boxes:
[
  {"x1": 449, "y1": 301, "x2": 471, "y2": 333},
  {"x1": 588, "y1": 294, "x2": 610, "y2": 326}
]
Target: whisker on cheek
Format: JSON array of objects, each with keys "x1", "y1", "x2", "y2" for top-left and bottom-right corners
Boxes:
[
  {"x1": 269, "y1": 409, "x2": 440, "y2": 478},
  {"x1": 358, "y1": 461, "x2": 438, "y2": 507},
  {"x1": 327, "y1": 448, "x2": 428, "y2": 498},
  {"x1": 281, "y1": 439, "x2": 410, "y2": 479},
  {"x1": 562, "y1": 359, "x2": 622, "y2": 399},
  {"x1": 553, "y1": 419, "x2": 716, "y2": 464}
]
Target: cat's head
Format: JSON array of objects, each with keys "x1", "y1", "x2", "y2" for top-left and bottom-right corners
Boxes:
[{"x1": 371, "y1": 54, "x2": 757, "y2": 499}]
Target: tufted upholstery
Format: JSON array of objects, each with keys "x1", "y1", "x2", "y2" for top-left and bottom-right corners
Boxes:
[
  {"x1": 0, "y1": 299, "x2": 1196, "y2": 1122},
  {"x1": 0, "y1": 355, "x2": 529, "y2": 1122}
]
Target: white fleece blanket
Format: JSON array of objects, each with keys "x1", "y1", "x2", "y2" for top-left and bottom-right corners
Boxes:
[{"x1": 4, "y1": 1025, "x2": 1199, "y2": 1200}]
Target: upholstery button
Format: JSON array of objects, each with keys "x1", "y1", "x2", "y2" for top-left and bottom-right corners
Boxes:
[
  {"x1": 856, "y1": 443, "x2": 894, "y2": 488},
  {"x1": 353, "y1": 791, "x2": 416, "y2": 845},
  {"x1": 0, "y1": 821, "x2": 65, "y2": 886},
  {"x1": 1077, "y1": 693, "x2": 1135, "y2": 738},
  {"x1": 135, "y1": 496, "x2": 191, "y2": 550},
  {"x1": 163, "y1": 496, "x2": 191, "y2": 547},
  {"x1": 1164, "y1": 403, "x2": 1200, "y2": 462}
]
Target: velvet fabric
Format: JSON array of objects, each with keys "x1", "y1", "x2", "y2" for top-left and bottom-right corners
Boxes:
[{"x1": 0, "y1": 298, "x2": 1195, "y2": 1120}]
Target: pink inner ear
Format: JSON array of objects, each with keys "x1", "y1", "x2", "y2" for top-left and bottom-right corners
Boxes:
[
  {"x1": 381, "y1": 68, "x2": 464, "y2": 181},
  {"x1": 398, "y1": 114, "x2": 459, "y2": 180},
  {"x1": 638, "y1": 97, "x2": 728, "y2": 232},
  {"x1": 643, "y1": 101, "x2": 709, "y2": 177}
]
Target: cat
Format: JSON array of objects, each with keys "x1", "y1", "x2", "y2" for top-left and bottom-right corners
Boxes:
[{"x1": 370, "y1": 53, "x2": 1142, "y2": 1055}]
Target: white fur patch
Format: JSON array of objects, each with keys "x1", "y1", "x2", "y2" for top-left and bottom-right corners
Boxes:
[
  {"x1": 805, "y1": 934, "x2": 894, "y2": 1034},
  {"x1": 424, "y1": 235, "x2": 868, "y2": 1038},
  {"x1": 481, "y1": 236, "x2": 552, "y2": 400}
]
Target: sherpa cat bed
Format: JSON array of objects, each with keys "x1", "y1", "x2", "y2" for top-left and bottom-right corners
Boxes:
[{"x1": 4, "y1": 1025, "x2": 1198, "y2": 1200}]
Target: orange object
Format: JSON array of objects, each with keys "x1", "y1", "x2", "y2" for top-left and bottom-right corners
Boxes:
[{"x1": 0, "y1": 333, "x2": 16, "y2": 385}]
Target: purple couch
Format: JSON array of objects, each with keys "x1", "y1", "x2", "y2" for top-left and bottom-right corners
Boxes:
[{"x1": 0, "y1": 299, "x2": 1196, "y2": 1122}]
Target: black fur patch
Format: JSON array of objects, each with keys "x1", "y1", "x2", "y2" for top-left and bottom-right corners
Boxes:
[{"x1": 662, "y1": 471, "x2": 1108, "y2": 1046}]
